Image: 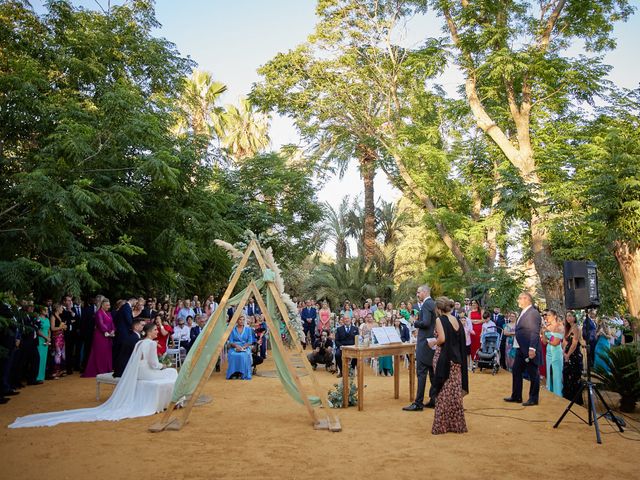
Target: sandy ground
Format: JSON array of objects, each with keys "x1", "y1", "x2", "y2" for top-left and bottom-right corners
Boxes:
[{"x1": 1, "y1": 358, "x2": 639, "y2": 480}]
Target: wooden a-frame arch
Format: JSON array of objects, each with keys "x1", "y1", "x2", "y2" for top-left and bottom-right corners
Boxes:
[{"x1": 149, "y1": 239, "x2": 341, "y2": 433}]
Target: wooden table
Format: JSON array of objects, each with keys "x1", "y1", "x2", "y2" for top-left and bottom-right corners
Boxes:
[{"x1": 341, "y1": 343, "x2": 416, "y2": 411}]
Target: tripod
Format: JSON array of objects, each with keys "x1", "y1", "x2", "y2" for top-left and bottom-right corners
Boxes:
[{"x1": 553, "y1": 309, "x2": 624, "y2": 444}]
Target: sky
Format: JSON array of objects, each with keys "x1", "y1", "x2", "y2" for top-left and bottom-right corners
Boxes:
[{"x1": 32, "y1": 0, "x2": 640, "y2": 212}]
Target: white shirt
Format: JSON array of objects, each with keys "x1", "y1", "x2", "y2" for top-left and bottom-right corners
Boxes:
[
  {"x1": 513, "y1": 305, "x2": 534, "y2": 351},
  {"x1": 173, "y1": 324, "x2": 191, "y2": 342}
]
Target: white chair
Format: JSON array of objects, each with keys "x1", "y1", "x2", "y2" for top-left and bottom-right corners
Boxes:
[
  {"x1": 95, "y1": 372, "x2": 119, "y2": 401},
  {"x1": 166, "y1": 339, "x2": 183, "y2": 368}
]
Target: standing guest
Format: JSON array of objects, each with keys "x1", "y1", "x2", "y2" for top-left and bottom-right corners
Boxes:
[
  {"x1": 133, "y1": 297, "x2": 145, "y2": 319},
  {"x1": 358, "y1": 302, "x2": 371, "y2": 320},
  {"x1": 307, "y1": 330, "x2": 334, "y2": 370},
  {"x1": 318, "y1": 301, "x2": 332, "y2": 335},
  {"x1": 398, "y1": 302, "x2": 411, "y2": 324},
  {"x1": 469, "y1": 300, "x2": 483, "y2": 360},
  {"x1": 226, "y1": 315, "x2": 255, "y2": 380},
  {"x1": 193, "y1": 301, "x2": 204, "y2": 317},
  {"x1": 460, "y1": 312, "x2": 473, "y2": 370},
  {"x1": 463, "y1": 298, "x2": 471, "y2": 315},
  {"x1": 377, "y1": 316, "x2": 394, "y2": 376},
  {"x1": 36, "y1": 306, "x2": 51, "y2": 383},
  {"x1": 173, "y1": 300, "x2": 184, "y2": 318},
  {"x1": 340, "y1": 301, "x2": 354, "y2": 320},
  {"x1": 49, "y1": 304, "x2": 66, "y2": 378},
  {"x1": 113, "y1": 318, "x2": 143, "y2": 378},
  {"x1": 173, "y1": 317, "x2": 191, "y2": 352},
  {"x1": 334, "y1": 315, "x2": 358, "y2": 378},
  {"x1": 503, "y1": 312, "x2": 517, "y2": 372},
  {"x1": 371, "y1": 297, "x2": 381, "y2": 312},
  {"x1": 373, "y1": 302, "x2": 386, "y2": 324},
  {"x1": 562, "y1": 311, "x2": 583, "y2": 404},
  {"x1": 384, "y1": 302, "x2": 395, "y2": 323},
  {"x1": 300, "y1": 299, "x2": 317, "y2": 349},
  {"x1": 403, "y1": 285, "x2": 437, "y2": 411},
  {"x1": 541, "y1": 310, "x2": 564, "y2": 397},
  {"x1": 452, "y1": 301, "x2": 462, "y2": 319},
  {"x1": 177, "y1": 299, "x2": 195, "y2": 321},
  {"x1": 245, "y1": 297, "x2": 261, "y2": 317},
  {"x1": 155, "y1": 314, "x2": 172, "y2": 357},
  {"x1": 359, "y1": 313, "x2": 376, "y2": 344},
  {"x1": 114, "y1": 296, "x2": 136, "y2": 364},
  {"x1": 583, "y1": 309, "x2": 598, "y2": 367},
  {"x1": 61, "y1": 295, "x2": 80, "y2": 374},
  {"x1": 1, "y1": 301, "x2": 19, "y2": 402},
  {"x1": 593, "y1": 317, "x2": 613, "y2": 374},
  {"x1": 80, "y1": 296, "x2": 100, "y2": 372},
  {"x1": 431, "y1": 297, "x2": 468, "y2": 435},
  {"x1": 227, "y1": 303, "x2": 236, "y2": 322},
  {"x1": 82, "y1": 298, "x2": 115, "y2": 378},
  {"x1": 492, "y1": 307, "x2": 507, "y2": 369},
  {"x1": 16, "y1": 301, "x2": 40, "y2": 386},
  {"x1": 504, "y1": 292, "x2": 542, "y2": 406}
]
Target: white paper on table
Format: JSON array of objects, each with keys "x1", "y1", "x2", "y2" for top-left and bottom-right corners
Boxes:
[
  {"x1": 383, "y1": 326, "x2": 402, "y2": 343},
  {"x1": 372, "y1": 327, "x2": 391, "y2": 345}
]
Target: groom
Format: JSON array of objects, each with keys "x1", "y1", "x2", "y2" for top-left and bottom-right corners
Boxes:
[{"x1": 504, "y1": 292, "x2": 542, "y2": 406}]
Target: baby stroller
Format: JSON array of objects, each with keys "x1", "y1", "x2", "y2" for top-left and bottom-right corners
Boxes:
[{"x1": 473, "y1": 331, "x2": 501, "y2": 375}]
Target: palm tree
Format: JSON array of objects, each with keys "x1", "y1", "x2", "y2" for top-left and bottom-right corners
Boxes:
[
  {"x1": 175, "y1": 70, "x2": 227, "y2": 138},
  {"x1": 376, "y1": 199, "x2": 409, "y2": 247},
  {"x1": 218, "y1": 98, "x2": 270, "y2": 162},
  {"x1": 321, "y1": 198, "x2": 351, "y2": 264}
]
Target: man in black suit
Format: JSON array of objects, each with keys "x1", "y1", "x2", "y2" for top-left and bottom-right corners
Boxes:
[
  {"x1": 61, "y1": 295, "x2": 80, "y2": 374},
  {"x1": 334, "y1": 316, "x2": 358, "y2": 378},
  {"x1": 80, "y1": 296, "x2": 99, "y2": 372},
  {"x1": 504, "y1": 292, "x2": 542, "y2": 406},
  {"x1": 492, "y1": 306, "x2": 507, "y2": 369},
  {"x1": 113, "y1": 318, "x2": 143, "y2": 377},
  {"x1": 113, "y1": 296, "x2": 137, "y2": 365},
  {"x1": 404, "y1": 284, "x2": 437, "y2": 411}
]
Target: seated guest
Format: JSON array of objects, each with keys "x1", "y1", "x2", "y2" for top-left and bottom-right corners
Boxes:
[
  {"x1": 155, "y1": 314, "x2": 172, "y2": 357},
  {"x1": 394, "y1": 316, "x2": 410, "y2": 342},
  {"x1": 172, "y1": 316, "x2": 191, "y2": 352},
  {"x1": 252, "y1": 315, "x2": 268, "y2": 360},
  {"x1": 480, "y1": 311, "x2": 497, "y2": 348},
  {"x1": 189, "y1": 315, "x2": 206, "y2": 349},
  {"x1": 226, "y1": 315, "x2": 255, "y2": 380},
  {"x1": 113, "y1": 318, "x2": 143, "y2": 377},
  {"x1": 307, "y1": 330, "x2": 334, "y2": 370},
  {"x1": 227, "y1": 304, "x2": 236, "y2": 322},
  {"x1": 82, "y1": 298, "x2": 115, "y2": 378},
  {"x1": 334, "y1": 315, "x2": 358, "y2": 378}
]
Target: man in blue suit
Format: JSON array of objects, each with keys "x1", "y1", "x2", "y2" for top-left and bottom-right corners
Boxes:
[{"x1": 504, "y1": 292, "x2": 542, "y2": 406}]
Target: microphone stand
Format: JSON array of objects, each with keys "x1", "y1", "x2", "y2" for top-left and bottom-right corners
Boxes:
[{"x1": 553, "y1": 308, "x2": 624, "y2": 444}]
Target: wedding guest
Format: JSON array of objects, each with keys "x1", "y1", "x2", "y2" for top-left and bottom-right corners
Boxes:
[
  {"x1": 340, "y1": 300, "x2": 354, "y2": 320},
  {"x1": 82, "y1": 298, "x2": 115, "y2": 378},
  {"x1": 113, "y1": 318, "x2": 143, "y2": 378},
  {"x1": 317, "y1": 301, "x2": 332, "y2": 334},
  {"x1": 226, "y1": 315, "x2": 255, "y2": 380},
  {"x1": 377, "y1": 316, "x2": 394, "y2": 376},
  {"x1": 177, "y1": 299, "x2": 195, "y2": 321},
  {"x1": 61, "y1": 295, "x2": 80, "y2": 374},
  {"x1": 460, "y1": 312, "x2": 473, "y2": 370},
  {"x1": 398, "y1": 302, "x2": 411, "y2": 323},
  {"x1": 172, "y1": 317, "x2": 191, "y2": 352},
  {"x1": 594, "y1": 316, "x2": 613, "y2": 374},
  {"x1": 562, "y1": 311, "x2": 583, "y2": 404},
  {"x1": 583, "y1": 309, "x2": 598, "y2": 367},
  {"x1": 431, "y1": 297, "x2": 468, "y2": 434},
  {"x1": 155, "y1": 314, "x2": 172, "y2": 356},
  {"x1": 307, "y1": 330, "x2": 334, "y2": 370},
  {"x1": 469, "y1": 300, "x2": 483, "y2": 359},
  {"x1": 334, "y1": 315, "x2": 358, "y2": 378},
  {"x1": 373, "y1": 302, "x2": 386, "y2": 323},
  {"x1": 357, "y1": 302, "x2": 371, "y2": 320},
  {"x1": 394, "y1": 316, "x2": 410, "y2": 342},
  {"x1": 301, "y1": 299, "x2": 317, "y2": 348},
  {"x1": 80, "y1": 296, "x2": 100, "y2": 372},
  {"x1": 189, "y1": 315, "x2": 206, "y2": 349},
  {"x1": 541, "y1": 309, "x2": 564, "y2": 397},
  {"x1": 245, "y1": 297, "x2": 261, "y2": 317},
  {"x1": 359, "y1": 313, "x2": 375, "y2": 344},
  {"x1": 503, "y1": 312, "x2": 517, "y2": 371},
  {"x1": 36, "y1": 306, "x2": 51, "y2": 383},
  {"x1": 49, "y1": 304, "x2": 66, "y2": 378}
]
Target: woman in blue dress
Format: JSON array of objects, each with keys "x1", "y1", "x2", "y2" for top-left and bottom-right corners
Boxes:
[
  {"x1": 226, "y1": 315, "x2": 256, "y2": 380},
  {"x1": 593, "y1": 317, "x2": 612, "y2": 375},
  {"x1": 541, "y1": 310, "x2": 564, "y2": 397}
]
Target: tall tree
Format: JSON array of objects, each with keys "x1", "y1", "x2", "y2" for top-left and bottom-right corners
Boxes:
[
  {"x1": 218, "y1": 98, "x2": 271, "y2": 163},
  {"x1": 421, "y1": 0, "x2": 634, "y2": 310}
]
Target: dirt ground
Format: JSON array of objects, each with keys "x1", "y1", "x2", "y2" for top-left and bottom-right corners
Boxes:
[{"x1": 1, "y1": 358, "x2": 639, "y2": 480}]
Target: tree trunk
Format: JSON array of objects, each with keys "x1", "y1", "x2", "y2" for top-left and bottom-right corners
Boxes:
[
  {"x1": 530, "y1": 211, "x2": 564, "y2": 312},
  {"x1": 613, "y1": 240, "x2": 640, "y2": 318},
  {"x1": 360, "y1": 148, "x2": 377, "y2": 263}
]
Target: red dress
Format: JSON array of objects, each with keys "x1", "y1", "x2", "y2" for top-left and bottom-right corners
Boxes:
[
  {"x1": 470, "y1": 311, "x2": 483, "y2": 358},
  {"x1": 157, "y1": 324, "x2": 173, "y2": 356}
]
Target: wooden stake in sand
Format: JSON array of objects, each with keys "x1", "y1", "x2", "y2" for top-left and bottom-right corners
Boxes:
[{"x1": 149, "y1": 239, "x2": 341, "y2": 433}]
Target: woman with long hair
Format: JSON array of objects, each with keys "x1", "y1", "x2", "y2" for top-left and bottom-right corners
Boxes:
[
  {"x1": 49, "y1": 304, "x2": 66, "y2": 378},
  {"x1": 562, "y1": 311, "x2": 583, "y2": 405},
  {"x1": 469, "y1": 300, "x2": 483, "y2": 359},
  {"x1": 541, "y1": 309, "x2": 564, "y2": 397}
]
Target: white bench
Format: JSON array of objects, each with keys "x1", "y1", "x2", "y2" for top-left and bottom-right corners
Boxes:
[{"x1": 95, "y1": 372, "x2": 119, "y2": 401}]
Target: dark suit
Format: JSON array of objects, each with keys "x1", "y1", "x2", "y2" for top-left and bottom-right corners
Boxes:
[
  {"x1": 189, "y1": 324, "x2": 202, "y2": 349},
  {"x1": 493, "y1": 313, "x2": 506, "y2": 369},
  {"x1": 61, "y1": 308, "x2": 80, "y2": 373},
  {"x1": 80, "y1": 304, "x2": 97, "y2": 371},
  {"x1": 414, "y1": 297, "x2": 437, "y2": 406},
  {"x1": 510, "y1": 306, "x2": 542, "y2": 403},
  {"x1": 334, "y1": 324, "x2": 358, "y2": 374},
  {"x1": 113, "y1": 330, "x2": 140, "y2": 378}
]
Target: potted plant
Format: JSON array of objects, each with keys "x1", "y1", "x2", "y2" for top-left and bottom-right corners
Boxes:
[{"x1": 593, "y1": 344, "x2": 640, "y2": 413}]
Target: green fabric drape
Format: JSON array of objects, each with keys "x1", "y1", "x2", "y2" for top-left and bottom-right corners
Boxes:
[{"x1": 171, "y1": 279, "x2": 321, "y2": 408}]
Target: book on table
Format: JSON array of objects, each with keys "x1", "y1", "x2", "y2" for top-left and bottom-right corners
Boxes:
[{"x1": 372, "y1": 326, "x2": 403, "y2": 345}]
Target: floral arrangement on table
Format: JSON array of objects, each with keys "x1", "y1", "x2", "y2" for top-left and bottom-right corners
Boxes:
[{"x1": 327, "y1": 379, "x2": 358, "y2": 408}]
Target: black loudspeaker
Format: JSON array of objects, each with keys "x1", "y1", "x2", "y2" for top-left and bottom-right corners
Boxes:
[{"x1": 563, "y1": 261, "x2": 600, "y2": 310}]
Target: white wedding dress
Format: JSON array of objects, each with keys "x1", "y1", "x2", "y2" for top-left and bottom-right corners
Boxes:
[{"x1": 9, "y1": 339, "x2": 178, "y2": 428}]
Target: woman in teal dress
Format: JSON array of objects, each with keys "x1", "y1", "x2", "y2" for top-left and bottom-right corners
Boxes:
[
  {"x1": 376, "y1": 317, "x2": 394, "y2": 376},
  {"x1": 36, "y1": 306, "x2": 51, "y2": 382},
  {"x1": 593, "y1": 318, "x2": 612, "y2": 375},
  {"x1": 541, "y1": 310, "x2": 564, "y2": 397},
  {"x1": 226, "y1": 315, "x2": 256, "y2": 380}
]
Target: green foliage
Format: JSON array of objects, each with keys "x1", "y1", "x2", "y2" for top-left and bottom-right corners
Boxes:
[
  {"x1": 592, "y1": 344, "x2": 640, "y2": 413},
  {"x1": 327, "y1": 377, "x2": 358, "y2": 408}
]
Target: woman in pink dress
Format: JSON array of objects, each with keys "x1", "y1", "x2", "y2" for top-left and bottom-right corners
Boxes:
[
  {"x1": 317, "y1": 301, "x2": 332, "y2": 334},
  {"x1": 82, "y1": 298, "x2": 115, "y2": 378},
  {"x1": 469, "y1": 300, "x2": 483, "y2": 359}
]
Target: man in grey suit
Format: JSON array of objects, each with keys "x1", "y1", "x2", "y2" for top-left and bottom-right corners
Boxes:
[
  {"x1": 403, "y1": 284, "x2": 437, "y2": 411},
  {"x1": 504, "y1": 292, "x2": 543, "y2": 406}
]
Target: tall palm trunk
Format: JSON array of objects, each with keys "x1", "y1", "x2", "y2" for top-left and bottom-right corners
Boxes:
[
  {"x1": 614, "y1": 241, "x2": 640, "y2": 319},
  {"x1": 359, "y1": 147, "x2": 377, "y2": 263}
]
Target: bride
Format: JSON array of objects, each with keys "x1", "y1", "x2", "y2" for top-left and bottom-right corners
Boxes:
[{"x1": 10, "y1": 322, "x2": 178, "y2": 428}]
